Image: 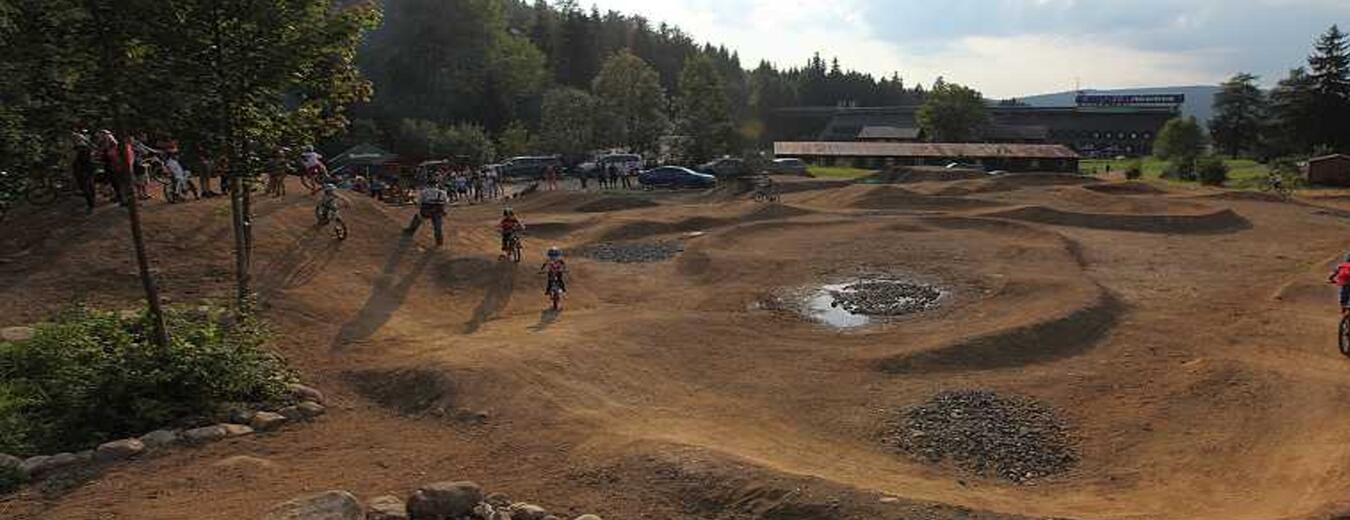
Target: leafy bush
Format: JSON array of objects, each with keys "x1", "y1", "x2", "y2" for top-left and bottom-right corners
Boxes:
[
  {"x1": 1162, "y1": 156, "x2": 1197, "y2": 181},
  {"x1": 0, "y1": 306, "x2": 293, "y2": 456},
  {"x1": 0, "y1": 463, "x2": 26, "y2": 494},
  {"x1": 1123, "y1": 159, "x2": 1143, "y2": 180},
  {"x1": 1196, "y1": 156, "x2": 1229, "y2": 186}
]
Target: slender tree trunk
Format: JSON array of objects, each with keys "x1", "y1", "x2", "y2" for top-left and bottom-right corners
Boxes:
[
  {"x1": 121, "y1": 134, "x2": 170, "y2": 346},
  {"x1": 230, "y1": 168, "x2": 251, "y2": 312}
]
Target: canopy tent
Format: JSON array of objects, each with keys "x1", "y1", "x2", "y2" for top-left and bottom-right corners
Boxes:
[{"x1": 329, "y1": 143, "x2": 400, "y2": 178}]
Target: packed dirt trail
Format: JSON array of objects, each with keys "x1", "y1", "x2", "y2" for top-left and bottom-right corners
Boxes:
[{"x1": 5, "y1": 173, "x2": 1350, "y2": 520}]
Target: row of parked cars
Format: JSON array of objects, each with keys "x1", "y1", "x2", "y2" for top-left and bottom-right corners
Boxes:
[{"x1": 488, "y1": 154, "x2": 811, "y2": 189}]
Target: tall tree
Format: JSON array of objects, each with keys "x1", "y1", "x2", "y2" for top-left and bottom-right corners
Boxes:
[
  {"x1": 591, "y1": 50, "x2": 668, "y2": 155},
  {"x1": 1308, "y1": 25, "x2": 1350, "y2": 151},
  {"x1": 160, "y1": 0, "x2": 379, "y2": 310},
  {"x1": 1209, "y1": 73, "x2": 1267, "y2": 157},
  {"x1": 537, "y1": 87, "x2": 597, "y2": 157},
  {"x1": 1267, "y1": 67, "x2": 1319, "y2": 156},
  {"x1": 916, "y1": 81, "x2": 988, "y2": 142},
  {"x1": 1154, "y1": 116, "x2": 1207, "y2": 161},
  {"x1": 675, "y1": 54, "x2": 734, "y2": 163}
]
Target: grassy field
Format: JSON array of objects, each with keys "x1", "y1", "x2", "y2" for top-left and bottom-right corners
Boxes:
[
  {"x1": 807, "y1": 165, "x2": 875, "y2": 179},
  {"x1": 1080, "y1": 157, "x2": 1272, "y2": 188}
]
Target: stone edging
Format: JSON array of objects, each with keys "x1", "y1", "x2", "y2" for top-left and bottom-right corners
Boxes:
[
  {"x1": 264, "y1": 481, "x2": 605, "y2": 520},
  {"x1": 0, "y1": 383, "x2": 328, "y2": 485}
]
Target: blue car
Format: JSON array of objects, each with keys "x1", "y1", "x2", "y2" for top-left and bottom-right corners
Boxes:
[{"x1": 638, "y1": 166, "x2": 716, "y2": 189}]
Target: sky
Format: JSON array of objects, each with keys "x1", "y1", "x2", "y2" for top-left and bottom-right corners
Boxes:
[{"x1": 584, "y1": 0, "x2": 1350, "y2": 99}]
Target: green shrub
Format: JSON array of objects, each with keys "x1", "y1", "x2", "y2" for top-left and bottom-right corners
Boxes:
[
  {"x1": 1124, "y1": 159, "x2": 1143, "y2": 180},
  {"x1": 0, "y1": 463, "x2": 26, "y2": 494},
  {"x1": 1162, "y1": 156, "x2": 1197, "y2": 181},
  {"x1": 0, "y1": 306, "x2": 293, "y2": 456},
  {"x1": 1196, "y1": 156, "x2": 1229, "y2": 186}
]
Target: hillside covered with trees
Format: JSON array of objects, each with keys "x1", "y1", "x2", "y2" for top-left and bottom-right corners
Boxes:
[{"x1": 341, "y1": 0, "x2": 925, "y2": 163}]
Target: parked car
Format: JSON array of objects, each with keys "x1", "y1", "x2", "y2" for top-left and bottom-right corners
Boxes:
[
  {"x1": 498, "y1": 156, "x2": 563, "y2": 179},
  {"x1": 577, "y1": 153, "x2": 643, "y2": 176},
  {"x1": 698, "y1": 157, "x2": 751, "y2": 178},
  {"x1": 945, "y1": 162, "x2": 980, "y2": 170},
  {"x1": 769, "y1": 158, "x2": 809, "y2": 175},
  {"x1": 638, "y1": 166, "x2": 716, "y2": 189}
]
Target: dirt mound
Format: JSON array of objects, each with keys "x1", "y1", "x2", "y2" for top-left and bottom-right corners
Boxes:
[
  {"x1": 879, "y1": 290, "x2": 1120, "y2": 374},
  {"x1": 599, "y1": 217, "x2": 726, "y2": 241},
  {"x1": 575, "y1": 196, "x2": 659, "y2": 213},
  {"x1": 1200, "y1": 191, "x2": 1291, "y2": 203},
  {"x1": 988, "y1": 206, "x2": 1251, "y2": 234},
  {"x1": 525, "y1": 221, "x2": 581, "y2": 238},
  {"x1": 851, "y1": 186, "x2": 1005, "y2": 211},
  {"x1": 344, "y1": 367, "x2": 457, "y2": 416},
  {"x1": 743, "y1": 203, "x2": 814, "y2": 221},
  {"x1": 773, "y1": 179, "x2": 853, "y2": 195},
  {"x1": 886, "y1": 390, "x2": 1077, "y2": 484},
  {"x1": 988, "y1": 173, "x2": 1092, "y2": 187},
  {"x1": 1084, "y1": 182, "x2": 1165, "y2": 195},
  {"x1": 863, "y1": 166, "x2": 986, "y2": 184}
]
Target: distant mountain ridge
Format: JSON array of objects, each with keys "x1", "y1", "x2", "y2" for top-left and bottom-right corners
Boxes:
[{"x1": 1015, "y1": 85, "x2": 1221, "y2": 124}]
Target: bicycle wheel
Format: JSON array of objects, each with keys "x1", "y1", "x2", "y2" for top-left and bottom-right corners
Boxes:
[
  {"x1": 1339, "y1": 315, "x2": 1350, "y2": 357},
  {"x1": 25, "y1": 182, "x2": 58, "y2": 206},
  {"x1": 300, "y1": 174, "x2": 319, "y2": 192},
  {"x1": 511, "y1": 239, "x2": 522, "y2": 263},
  {"x1": 332, "y1": 217, "x2": 348, "y2": 240}
]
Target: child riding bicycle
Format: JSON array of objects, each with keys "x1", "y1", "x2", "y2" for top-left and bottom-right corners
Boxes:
[
  {"x1": 540, "y1": 246, "x2": 567, "y2": 296},
  {"x1": 499, "y1": 207, "x2": 524, "y2": 259},
  {"x1": 1329, "y1": 253, "x2": 1350, "y2": 315}
]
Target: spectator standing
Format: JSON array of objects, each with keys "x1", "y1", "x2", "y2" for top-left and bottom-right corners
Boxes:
[
  {"x1": 71, "y1": 130, "x2": 97, "y2": 212},
  {"x1": 403, "y1": 182, "x2": 450, "y2": 246}
]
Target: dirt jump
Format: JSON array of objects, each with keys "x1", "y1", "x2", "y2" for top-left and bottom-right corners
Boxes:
[{"x1": 5, "y1": 174, "x2": 1350, "y2": 520}]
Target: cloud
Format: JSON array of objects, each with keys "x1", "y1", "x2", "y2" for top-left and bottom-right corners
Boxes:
[{"x1": 586, "y1": 0, "x2": 1350, "y2": 97}]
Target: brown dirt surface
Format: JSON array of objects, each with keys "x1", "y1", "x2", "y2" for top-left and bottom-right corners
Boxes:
[{"x1": 4, "y1": 175, "x2": 1350, "y2": 520}]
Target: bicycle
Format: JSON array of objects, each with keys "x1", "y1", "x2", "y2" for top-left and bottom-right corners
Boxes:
[
  {"x1": 1259, "y1": 174, "x2": 1294, "y2": 200},
  {"x1": 1340, "y1": 313, "x2": 1350, "y2": 358},
  {"x1": 315, "y1": 198, "x2": 348, "y2": 241},
  {"x1": 502, "y1": 232, "x2": 523, "y2": 263}
]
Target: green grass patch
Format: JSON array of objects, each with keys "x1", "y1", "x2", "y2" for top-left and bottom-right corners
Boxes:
[
  {"x1": 0, "y1": 306, "x2": 293, "y2": 457},
  {"x1": 1081, "y1": 157, "x2": 1271, "y2": 189},
  {"x1": 807, "y1": 165, "x2": 876, "y2": 179}
]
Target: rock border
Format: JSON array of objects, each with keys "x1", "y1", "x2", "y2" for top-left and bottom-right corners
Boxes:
[
  {"x1": 0, "y1": 382, "x2": 328, "y2": 488},
  {"x1": 263, "y1": 480, "x2": 605, "y2": 520}
]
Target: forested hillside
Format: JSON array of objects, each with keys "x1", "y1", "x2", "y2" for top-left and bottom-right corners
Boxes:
[{"x1": 341, "y1": 0, "x2": 925, "y2": 162}]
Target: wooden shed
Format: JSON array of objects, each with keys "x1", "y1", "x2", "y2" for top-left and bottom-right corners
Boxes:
[{"x1": 1307, "y1": 154, "x2": 1350, "y2": 186}]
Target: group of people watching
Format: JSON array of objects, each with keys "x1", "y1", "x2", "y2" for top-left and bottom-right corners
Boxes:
[
  {"x1": 577, "y1": 162, "x2": 639, "y2": 190},
  {"x1": 70, "y1": 129, "x2": 228, "y2": 212}
]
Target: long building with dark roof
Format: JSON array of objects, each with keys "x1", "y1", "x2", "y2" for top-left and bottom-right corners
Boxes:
[{"x1": 769, "y1": 101, "x2": 1180, "y2": 157}]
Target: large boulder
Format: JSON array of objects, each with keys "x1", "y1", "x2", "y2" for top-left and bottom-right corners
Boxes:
[
  {"x1": 0, "y1": 326, "x2": 34, "y2": 342},
  {"x1": 279, "y1": 401, "x2": 326, "y2": 421},
  {"x1": 261, "y1": 490, "x2": 363, "y2": 520},
  {"x1": 94, "y1": 438, "x2": 145, "y2": 462},
  {"x1": 250, "y1": 411, "x2": 289, "y2": 432},
  {"x1": 221, "y1": 423, "x2": 255, "y2": 437},
  {"x1": 366, "y1": 495, "x2": 408, "y2": 520},
  {"x1": 19, "y1": 456, "x2": 49, "y2": 476},
  {"x1": 139, "y1": 429, "x2": 181, "y2": 449},
  {"x1": 406, "y1": 481, "x2": 482, "y2": 520},
  {"x1": 288, "y1": 383, "x2": 326, "y2": 404},
  {"x1": 183, "y1": 425, "x2": 229, "y2": 444},
  {"x1": 508, "y1": 503, "x2": 549, "y2": 520},
  {"x1": 574, "y1": 515, "x2": 604, "y2": 520}
]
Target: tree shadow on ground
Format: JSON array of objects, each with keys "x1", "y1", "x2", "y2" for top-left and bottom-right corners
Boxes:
[
  {"x1": 462, "y1": 261, "x2": 517, "y2": 334},
  {"x1": 331, "y1": 235, "x2": 433, "y2": 351},
  {"x1": 255, "y1": 227, "x2": 343, "y2": 294}
]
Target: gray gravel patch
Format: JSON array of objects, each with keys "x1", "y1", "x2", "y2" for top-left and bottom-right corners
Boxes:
[
  {"x1": 577, "y1": 241, "x2": 684, "y2": 263},
  {"x1": 829, "y1": 279, "x2": 942, "y2": 316},
  {"x1": 886, "y1": 390, "x2": 1077, "y2": 484}
]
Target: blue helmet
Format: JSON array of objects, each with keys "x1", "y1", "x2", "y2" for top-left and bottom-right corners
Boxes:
[{"x1": 547, "y1": 246, "x2": 562, "y2": 259}]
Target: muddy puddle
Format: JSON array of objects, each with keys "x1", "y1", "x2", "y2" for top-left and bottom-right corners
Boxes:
[{"x1": 802, "y1": 277, "x2": 947, "y2": 329}]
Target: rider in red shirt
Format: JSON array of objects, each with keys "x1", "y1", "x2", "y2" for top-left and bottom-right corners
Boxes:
[
  {"x1": 539, "y1": 246, "x2": 566, "y2": 296},
  {"x1": 1328, "y1": 253, "x2": 1350, "y2": 314},
  {"x1": 499, "y1": 207, "x2": 524, "y2": 257}
]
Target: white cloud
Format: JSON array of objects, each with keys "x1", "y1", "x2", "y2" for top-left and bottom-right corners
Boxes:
[{"x1": 586, "y1": 0, "x2": 1261, "y2": 98}]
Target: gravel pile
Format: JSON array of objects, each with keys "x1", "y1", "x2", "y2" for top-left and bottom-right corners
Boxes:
[
  {"x1": 577, "y1": 241, "x2": 684, "y2": 263},
  {"x1": 829, "y1": 280, "x2": 942, "y2": 316},
  {"x1": 887, "y1": 390, "x2": 1077, "y2": 484}
]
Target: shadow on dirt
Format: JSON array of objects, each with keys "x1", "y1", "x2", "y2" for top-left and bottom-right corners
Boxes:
[
  {"x1": 331, "y1": 235, "x2": 433, "y2": 351},
  {"x1": 255, "y1": 227, "x2": 343, "y2": 293},
  {"x1": 877, "y1": 289, "x2": 1122, "y2": 374},
  {"x1": 463, "y1": 262, "x2": 517, "y2": 334},
  {"x1": 529, "y1": 308, "x2": 560, "y2": 332},
  {"x1": 344, "y1": 367, "x2": 457, "y2": 416}
]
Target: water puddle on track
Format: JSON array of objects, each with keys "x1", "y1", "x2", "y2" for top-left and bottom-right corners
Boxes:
[{"x1": 802, "y1": 278, "x2": 947, "y2": 329}]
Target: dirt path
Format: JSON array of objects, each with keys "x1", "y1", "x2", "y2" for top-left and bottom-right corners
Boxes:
[{"x1": 4, "y1": 177, "x2": 1350, "y2": 520}]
